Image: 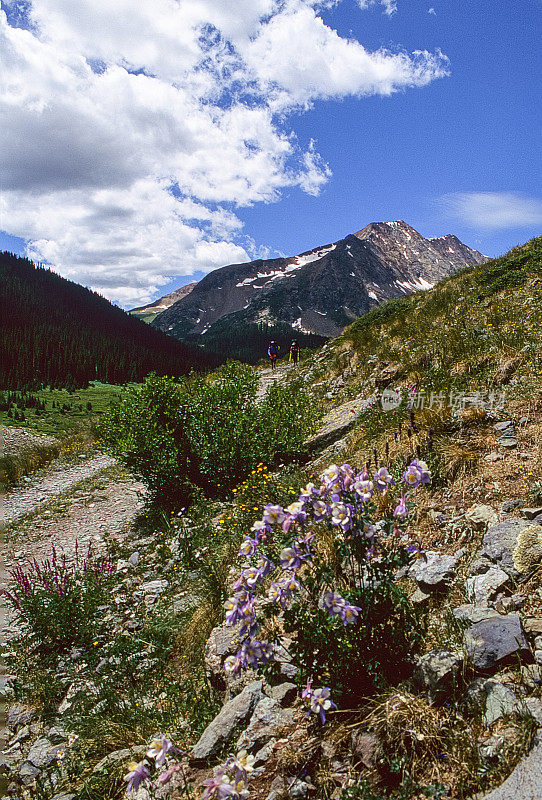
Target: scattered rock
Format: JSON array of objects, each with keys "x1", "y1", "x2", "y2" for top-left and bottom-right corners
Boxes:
[
  {"x1": 304, "y1": 397, "x2": 370, "y2": 452},
  {"x1": 452, "y1": 605, "x2": 500, "y2": 624},
  {"x1": 481, "y1": 519, "x2": 542, "y2": 578},
  {"x1": 191, "y1": 680, "x2": 263, "y2": 762},
  {"x1": 523, "y1": 697, "x2": 542, "y2": 726},
  {"x1": 408, "y1": 551, "x2": 458, "y2": 590},
  {"x1": 468, "y1": 556, "x2": 493, "y2": 576},
  {"x1": 265, "y1": 682, "x2": 298, "y2": 707},
  {"x1": 92, "y1": 746, "x2": 146, "y2": 774},
  {"x1": 26, "y1": 737, "x2": 64, "y2": 768},
  {"x1": 523, "y1": 618, "x2": 542, "y2": 636},
  {"x1": 236, "y1": 697, "x2": 296, "y2": 752},
  {"x1": 494, "y1": 421, "x2": 513, "y2": 432},
  {"x1": 411, "y1": 587, "x2": 432, "y2": 605},
  {"x1": 479, "y1": 733, "x2": 506, "y2": 761},
  {"x1": 464, "y1": 614, "x2": 530, "y2": 670},
  {"x1": 18, "y1": 761, "x2": 41, "y2": 786},
  {"x1": 204, "y1": 625, "x2": 242, "y2": 685},
  {"x1": 501, "y1": 499, "x2": 523, "y2": 513},
  {"x1": 483, "y1": 680, "x2": 519, "y2": 726},
  {"x1": 7, "y1": 705, "x2": 36, "y2": 731},
  {"x1": 465, "y1": 566, "x2": 509, "y2": 606},
  {"x1": 413, "y1": 649, "x2": 462, "y2": 703},
  {"x1": 466, "y1": 505, "x2": 499, "y2": 530},
  {"x1": 521, "y1": 508, "x2": 542, "y2": 521},
  {"x1": 128, "y1": 551, "x2": 140, "y2": 566},
  {"x1": 351, "y1": 731, "x2": 379, "y2": 770}
]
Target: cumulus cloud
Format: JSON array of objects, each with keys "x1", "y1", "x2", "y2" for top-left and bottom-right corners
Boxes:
[
  {"x1": 0, "y1": 0, "x2": 449, "y2": 305},
  {"x1": 357, "y1": 0, "x2": 397, "y2": 16},
  {"x1": 443, "y1": 192, "x2": 542, "y2": 231}
]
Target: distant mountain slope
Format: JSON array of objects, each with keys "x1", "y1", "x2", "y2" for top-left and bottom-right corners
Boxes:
[
  {"x1": 129, "y1": 282, "x2": 197, "y2": 323},
  {"x1": 151, "y1": 222, "x2": 488, "y2": 354},
  {"x1": 0, "y1": 253, "x2": 216, "y2": 389}
]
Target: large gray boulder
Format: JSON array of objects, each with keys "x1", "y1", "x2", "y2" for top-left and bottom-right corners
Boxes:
[
  {"x1": 191, "y1": 680, "x2": 263, "y2": 762},
  {"x1": 481, "y1": 519, "x2": 542, "y2": 578},
  {"x1": 475, "y1": 733, "x2": 542, "y2": 800},
  {"x1": 464, "y1": 614, "x2": 530, "y2": 670},
  {"x1": 236, "y1": 697, "x2": 296, "y2": 752}
]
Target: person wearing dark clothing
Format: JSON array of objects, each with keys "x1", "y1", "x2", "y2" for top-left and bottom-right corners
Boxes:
[
  {"x1": 289, "y1": 340, "x2": 300, "y2": 365},
  {"x1": 268, "y1": 341, "x2": 279, "y2": 370}
]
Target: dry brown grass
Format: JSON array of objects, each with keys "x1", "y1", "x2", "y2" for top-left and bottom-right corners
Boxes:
[{"x1": 433, "y1": 437, "x2": 478, "y2": 481}]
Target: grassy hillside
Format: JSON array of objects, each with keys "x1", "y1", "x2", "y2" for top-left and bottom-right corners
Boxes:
[{"x1": 0, "y1": 251, "x2": 218, "y2": 390}]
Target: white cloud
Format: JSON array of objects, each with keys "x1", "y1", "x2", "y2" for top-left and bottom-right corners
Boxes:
[
  {"x1": 0, "y1": 1, "x2": 448, "y2": 305},
  {"x1": 357, "y1": 0, "x2": 397, "y2": 16},
  {"x1": 443, "y1": 192, "x2": 542, "y2": 231},
  {"x1": 428, "y1": 8, "x2": 436, "y2": 15}
]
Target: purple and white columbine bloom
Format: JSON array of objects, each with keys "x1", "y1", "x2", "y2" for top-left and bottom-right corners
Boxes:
[
  {"x1": 255, "y1": 554, "x2": 275, "y2": 577},
  {"x1": 301, "y1": 680, "x2": 337, "y2": 725},
  {"x1": 322, "y1": 591, "x2": 360, "y2": 625},
  {"x1": 124, "y1": 761, "x2": 151, "y2": 794},
  {"x1": 374, "y1": 467, "x2": 395, "y2": 491},
  {"x1": 263, "y1": 504, "x2": 286, "y2": 527},
  {"x1": 282, "y1": 501, "x2": 307, "y2": 533},
  {"x1": 402, "y1": 459, "x2": 431, "y2": 488},
  {"x1": 321, "y1": 464, "x2": 341, "y2": 491},
  {"x1": 238, "y1": 638, "x2": 273, "y2": 668},
  {"x1": 330, "y1": 501, "x2": 353, "y2": 532},
  {"x1": 298, "y1": 482, "x2": 319, "y2": 503},
  {"x1": 238, "y1": 537, "x2": 259, "y2": 558},
  {"x1": 250, "y1": 520, "x2": 269, "y2": 542},
  {"x1": 147, "y1": 737, "x2": 174, "y2": 767},
  {"x1": 201, "y1": 767, "x2": 238, "y2": 799},
  {"x1": 224, "y1": 590, "x2": 251, "y2": 626},
  {"x1": 312, "y1": 499, "x2": 329, "y2": 522},
  {"x1": 280, "y1": 545, "x2": 307, "y2": 571},
  {"x1": 353, "y1": 475, "x2": 374, "y2": 503}
]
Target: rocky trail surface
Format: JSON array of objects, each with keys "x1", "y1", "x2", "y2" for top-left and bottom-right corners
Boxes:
[
  {"x1": 256, "y1": 365, "x2": 288, "y2": 400},
  {"x1": 0, "y1": 453, "x2": 117, "y2": 527}
]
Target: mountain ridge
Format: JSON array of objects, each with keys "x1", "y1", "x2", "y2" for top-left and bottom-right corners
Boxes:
[{"x1": 151, "y1": 221, "x2": 488, "y2": 351}]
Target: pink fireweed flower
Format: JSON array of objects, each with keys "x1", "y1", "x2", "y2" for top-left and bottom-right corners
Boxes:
[
  {"x1": 262, "y1": 504, "x2": 286, "y2": 526},
  {"x1": 394, "y1": 495, "x2": 408, "y2": 518}
]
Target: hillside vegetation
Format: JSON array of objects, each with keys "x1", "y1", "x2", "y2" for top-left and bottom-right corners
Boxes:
[
  {"x1": 1, "y1": 238, "x2": 541, "y2": 800},
  {"x1": 0, "y1": 252, "x2": 218, "y2": 390}
]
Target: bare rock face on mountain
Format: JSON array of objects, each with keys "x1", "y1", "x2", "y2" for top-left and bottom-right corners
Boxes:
[
  {"x1": 129, "y1": 282, "x2": 197, "y2": 322},
  {"x1": 152, "y1": 221, "x2": 487, "y2": 341}
]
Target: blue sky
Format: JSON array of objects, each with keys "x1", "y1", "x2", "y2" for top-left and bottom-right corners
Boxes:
[{"x1": 1, "y1": 0, "x2": 541, "y2": 306}]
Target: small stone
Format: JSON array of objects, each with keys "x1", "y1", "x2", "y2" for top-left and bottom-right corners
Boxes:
[
  {"x1": 518, "y1": 452, "x2": 533, "y2": 460},
  {"x1": 520, "y1": 664, "x2": 542, "y2": 689},
  {"x1": 280, "y1": 663, "x2": 299, "y2": 680},
  {"x1": 464, "y1": 614, "x2": 530, "y2": 670},
  {"x1": 535, "y1": 651, "x2": 542, "y2": 666},
  {"x1": 452, "y1": 604, "x2": 500, "y2": 624},
  {"x1": 522, "y1": 697, "x2": 542, "y2": 726},
  {"x1": 411, "y1": 587, "x2": 432, "y2": 605},
  {"x1": 468, "y1": 556, "x2": 493, "y2": 576},
  {"x1": 408, "y1": 551, "x2": 458, "y2": 590},
  {"x1": 19, "y1": 761, "x2": 41, "y2": 786},
  {"x1": 494, "y1": 421, "x2": 514, "y2": 432},
  {"x1": 521, "y1": 508, "x2": 542, "y2": 521},
  {"x1": 351, "y1": 731, "x2": 379, "y2": 770},
  {"x1": 27, "y1": 737, "x2": 63, "y2": 768},
  {"x1": 128, "y1": 551, "x2": 140, "y2": 566},
  {"x1": 466, "y1": 505, "x2": 499, "y2": 530},
  {"x1": 47, "y1": 726, "x2": 68, "y2": 744},
  {"x1": 465, "y1": 566, "x2": 509, "y2": 606},
  {"x1": 413, "y1": 649, "x2": 462, "y2": 703},
  {"x1": 501, "y1": 499, "x2": 523, "y2": 513},
  {"x1": 523, "y1": 618, "x2": 542, "y2": 636},
  {"x1": 266, "y1": 683, "x2": 298, "y2": 707},
  {"x1": 485, "y1": 452, "x2": 504, "y2": 462},
  {"x1": 493, "y1": 597, "x2": 516, "y2": 614},
  {"x1": 484, "y1": 680, "x2": 518, "y2": 726},
  {"x1": 497, "y1": 435, "x2": 517, "y2": 448}
]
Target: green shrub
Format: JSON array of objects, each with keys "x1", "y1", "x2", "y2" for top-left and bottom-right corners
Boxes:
[{"x1": 101, "y1": 362, "x2": 319, "y2": 504}]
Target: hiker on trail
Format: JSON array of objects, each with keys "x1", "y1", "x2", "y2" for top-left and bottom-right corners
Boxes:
[
  {"x1": 289, "y1": 340, "x2": 300, "y2": 365},
  {"x1": 268, "y1": 340, "x2": 279, "y2": 370}
]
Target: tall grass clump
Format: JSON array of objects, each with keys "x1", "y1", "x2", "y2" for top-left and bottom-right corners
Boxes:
[{"x1": 101, "y1": 362, "x2": 320, "y2": 505}]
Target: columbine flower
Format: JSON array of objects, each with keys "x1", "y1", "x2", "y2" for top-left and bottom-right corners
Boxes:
[
  {"x1": 224, "y1": 592, "x2": 252, "y2": 626},
  {"x1": 279, "y1": 546, "x2": 306, "y2": 571},
  {"x1": 282, "y1": 501, "x2": 307, "y2": 532},
  {"x1": 394, "y1": 495, "x2": 408, "y2": 518},
  {"x1": 239, "y1": 639, "x2": 273, "y2": 668},
  {"x1": 227, "y1": 749, "x2": 256, "y2": 778},
  {"x1": 402, "y1": 459, "x2": 431, "y2": 488},
  {"x1": 298, "y1": 482, "x2": 319, "y2": 502},
  {"x1": 312, "y1": 499, "x2": 329, "y2": 521},
  {"x1": 340, "y1": 463, "x2": 355, "y2": 490},
  {"x1": 250, "y1": 520, "x2": 269, "y2": 542},
  {"x1": 238, "y1": 537, "x2": 258, "y2": 558},
  {"x1": 224, "y1": 654, "x2": 244, "y2": 675},
  {"x1": 337, "y1": 601, "x2": 360, "y2": 626},
  {"x1": 147, "y1": 737, "x2": 174, "y2": 767},
  {"x1": 321, "y1": 464, "x2": 340, "y2": 490},
  {"x1": 322, "y1": 591, "x2": 360, "y2": 625},
  {"x1": 330, "y1": 501, "x2": 353, "y2": 532},
  {"x1": 302, "y1": 680, "x2": 337, "y2": 724},
  {"x1": 353, "y1": 476, "x2": 374, "y2": 502},
  {"x1": 240, "y1": 566, "x2": 263, "y2": 589},
  {"x1": 262, "y1": 504, "x2": 286, "y2": 526},
  {"x1": 374, "y1": 467, "x2": 395, "y2": 491},
  {"x1": 201, "y1": 768, "x2": 238, "y2": 799},
  {"x1": 322, "y1": 591, "x2": 346, "y2": 615},
  {"x1": 124, "y1": 761, "x2": 150, "y2": 793},
  {"x1": 255, "y1": 554, "x2": 275, "y2": 577}
]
